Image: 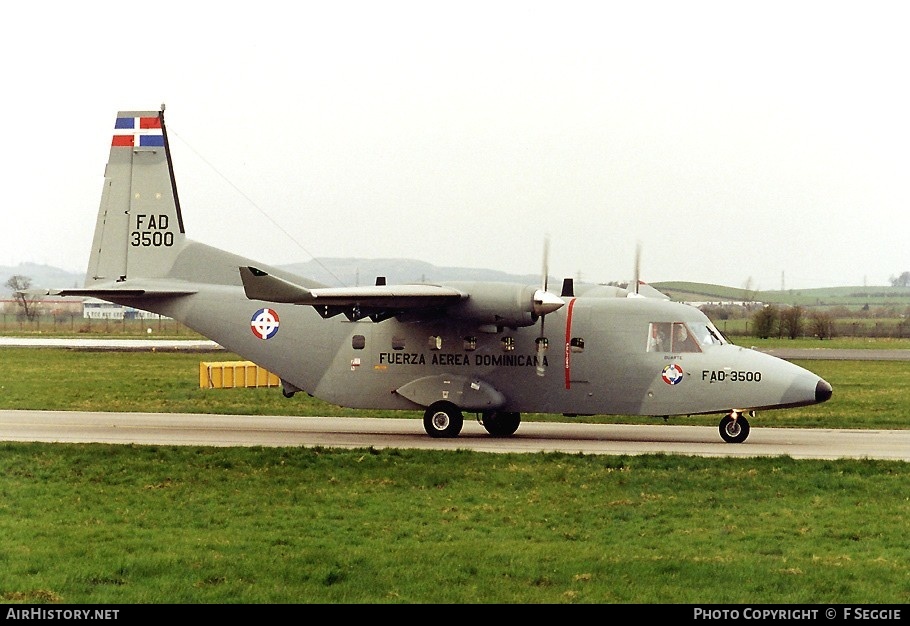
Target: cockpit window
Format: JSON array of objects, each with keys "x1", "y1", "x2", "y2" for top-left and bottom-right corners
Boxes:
[
  {"x1": 647, "y1": 322, "x2": 668, "y2": 352},
  {"x1": 690, "y1": 322, "x2": 725, "y2": 347},
  {"x1": 671, "y1": 322, "x2": 700, "y2": 352},
  {"x1": 647, "y1": 322, "x2": 708, "y2": 353}
]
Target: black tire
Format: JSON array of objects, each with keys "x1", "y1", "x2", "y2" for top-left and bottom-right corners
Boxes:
[
  {"x1": 482, "y1": 411, "x2": 521, "y2": 437},
  {"x1": 423, "y1": 402, "x2": 464, "y2": 438},
  {"x1": 719, "y1": 413, "x2": 750, "y2": 443}
]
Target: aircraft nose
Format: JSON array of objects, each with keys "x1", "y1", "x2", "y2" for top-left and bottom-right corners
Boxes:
[{"x1": 816, "y1": 379, "x2": 833, "y2": 403}]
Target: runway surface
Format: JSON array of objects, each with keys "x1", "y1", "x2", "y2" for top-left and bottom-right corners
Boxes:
[{"x1": 1, "y1": 410, "x2": 907, "y2": 461}]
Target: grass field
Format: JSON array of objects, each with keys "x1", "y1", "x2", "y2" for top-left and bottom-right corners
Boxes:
[
  {"x1": 0, "y1": 346, "x2": 908, "y2": 604},
  {"x1": 1, "y1": 444, "x2": 908, "y2": 604}
]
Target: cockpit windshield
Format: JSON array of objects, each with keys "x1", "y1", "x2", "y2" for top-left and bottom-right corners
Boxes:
[
  {"x1": 690, "y1": 322, "x2": 725, "y2": 347},
  {"x1": 646, "y1": 321, "x2": 725, "y2": 353}
]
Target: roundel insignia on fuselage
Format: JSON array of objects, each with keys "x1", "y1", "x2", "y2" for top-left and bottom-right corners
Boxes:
[
  {"x1": 661, "y1": 363, "x2": 684, "y2": 385},
  {"x1": 251, "y1": 308, "x2": 280, "y2": 340}
]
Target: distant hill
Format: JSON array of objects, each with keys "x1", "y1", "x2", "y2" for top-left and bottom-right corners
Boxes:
[
  {"x1": 280, "y1": 258, "x2": 542, "y2": 287},
  {"x1": 4, "y1": 261, "x2": 907, "y2": 310},
  {"x1": 1, "y1": 263, "x2": 83, "y2": 297},
  {"x1": 652, "y1": 281, "x2": 910, "y2": 308},
  {"x1": 650, "y1": 281, "x2": 755, "y2": 302},
  {"x1": 1, "y1": 259, "x2": 543, "y2": 298}
]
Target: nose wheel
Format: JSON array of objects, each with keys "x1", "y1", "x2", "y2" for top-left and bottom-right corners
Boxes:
[{"x1": 719, "y1": 411, "x2": 752, "y2": 443}]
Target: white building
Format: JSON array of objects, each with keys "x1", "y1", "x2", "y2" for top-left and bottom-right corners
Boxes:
[{"x1": 82, "y1": 298, "x2": 163, "y2": 320}]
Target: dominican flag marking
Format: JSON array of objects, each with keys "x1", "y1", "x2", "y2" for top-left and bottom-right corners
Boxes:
[
  {"x1": 250, "y1": 308, "x2": 280, "y2": 340},
  {"x1": 111, "y1": 116, "x2": 165, "y2": 147},
  {"x1": 661, "y1": 364, "x2": 684, "y2": 385}
]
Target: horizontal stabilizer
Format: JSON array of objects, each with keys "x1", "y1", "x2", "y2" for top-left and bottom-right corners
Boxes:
[{"x1": 29, "y1": 285, "x2": 197, "y2": 299}]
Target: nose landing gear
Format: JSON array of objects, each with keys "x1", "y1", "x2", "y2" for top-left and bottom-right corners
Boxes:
[{"x1": 719, "y1": 410, "x2": 753, "y2": 443}]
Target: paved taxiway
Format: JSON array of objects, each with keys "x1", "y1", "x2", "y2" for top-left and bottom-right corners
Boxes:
[{"x1": 1, "y1": 410, "x2": 907, "y2": 461}]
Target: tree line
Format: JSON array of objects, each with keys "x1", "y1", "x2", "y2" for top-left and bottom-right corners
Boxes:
[{"x1": 891, "y1": 271, "x2": 910, "y2": 287}]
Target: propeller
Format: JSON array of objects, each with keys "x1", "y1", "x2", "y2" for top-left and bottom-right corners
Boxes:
[
  {"x1": 535, "y1": 237, "x2": 553, "y2": 377},
  {"x1": 629, "y1": 241, "x2": 644, "y2": 298},
  {"x1": 625, "y1": 242, "x2": 671, "y2": 300}
]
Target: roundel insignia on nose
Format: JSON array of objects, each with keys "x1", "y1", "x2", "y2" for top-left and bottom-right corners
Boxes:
[
  {"x1": 661, "y1": 364, "x2": 684, "y2": 385},
  {"x1": 251, "y1": 308, "x2": 280, "y2": 340}
]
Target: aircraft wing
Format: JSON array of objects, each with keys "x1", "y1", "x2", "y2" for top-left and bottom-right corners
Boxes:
[{"x1": 240, "y1": 266, "x2": 465, "y2": 322}]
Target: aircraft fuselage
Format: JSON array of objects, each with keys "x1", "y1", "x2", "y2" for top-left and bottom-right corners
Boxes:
[{"x1": 135, "y1": 285, "x2": 824, "y2": 420}]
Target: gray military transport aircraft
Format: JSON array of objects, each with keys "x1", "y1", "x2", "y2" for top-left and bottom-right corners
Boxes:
[{"x1": 45, "y1": 107, "x2": 832, "y2": 443}]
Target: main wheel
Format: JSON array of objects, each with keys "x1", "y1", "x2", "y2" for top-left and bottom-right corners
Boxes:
[
  {"x1": 423, "y1": 402, "x2": 464, "y2": 438},
  {"x1": 719, "y1": 413, "x2": 751, "y2": 443},
  {"x1": 481, "y1": 411, "x2": 521, "y2": 437}
]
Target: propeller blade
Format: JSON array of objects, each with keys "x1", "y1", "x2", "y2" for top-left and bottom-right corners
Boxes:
[
  {"x1": 536, "y1": 334, "x2": 548, "y2": 377},
  {"x1": 634, "y1": 241, "x2": 642, "y2": 295},
  {"x1": 541, "y1": 236, "x2": 550, "y2": 293},
  {"x1": 537, "y1": 236, "x2": 552, "y2": 377}
]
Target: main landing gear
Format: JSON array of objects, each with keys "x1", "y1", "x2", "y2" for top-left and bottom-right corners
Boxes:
[
  {"x1": 422, "y1": 402, "x2": 522, "y2": 438},
  {"x1": 719, "y1": 410, "x2": 753, "y2": 443},
  {"x1": 480, "y1": 410, "x2": 521, "y2": 437},
  {"x1": 423, "y1": 402, "x2": 464, "y2": 438}
]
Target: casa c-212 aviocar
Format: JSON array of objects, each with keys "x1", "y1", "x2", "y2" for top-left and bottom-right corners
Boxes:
[{"x1": 46, "y1": 107, "x2": 832, "y2": 444}]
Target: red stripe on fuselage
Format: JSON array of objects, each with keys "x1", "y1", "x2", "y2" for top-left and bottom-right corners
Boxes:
[{"x1": 564, "y1": 297, "x2": 577, "y2": 389}]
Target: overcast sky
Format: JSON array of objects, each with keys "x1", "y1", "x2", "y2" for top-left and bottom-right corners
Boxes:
[{"x1": 3, "y1": 1, "x2": 907, "y2": 290}]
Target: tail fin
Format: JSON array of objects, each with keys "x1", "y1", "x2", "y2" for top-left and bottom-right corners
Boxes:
[
  {"x1": 68, "y1": 107, "x2": 319, "y2": 302},
  {"x1": 86, "y1": 108, "x2": 186, "y2": 287}
]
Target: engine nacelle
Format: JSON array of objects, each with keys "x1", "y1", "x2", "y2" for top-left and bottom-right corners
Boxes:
[{"x1": 444, "y1": 282, "x2": 563, "y2": 328}]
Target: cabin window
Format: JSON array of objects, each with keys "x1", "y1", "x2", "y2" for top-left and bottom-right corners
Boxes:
[
  {"x1": 428, "y1": 335, "x2": 443, "y2": 350},
  {"x1": 570, "y1": 337, "x2": 585, "y2": 353},
  {"x1": 392, "y1": 336, "x2": 406, "y2": 350},
  {"x1": 463, "y1": 336, "x2": 477, "y2": 351},
  {"x1": 352, "y1": 335, "x2": 366, "y2": 350},
  {"x1": 501, "y1": 336, "x2": 515, "y2": 352}
]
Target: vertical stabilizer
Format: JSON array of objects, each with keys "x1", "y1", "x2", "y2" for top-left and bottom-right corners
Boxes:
[{"x1": 86, "y1": 109, "x2": 186, "y2": 286}]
